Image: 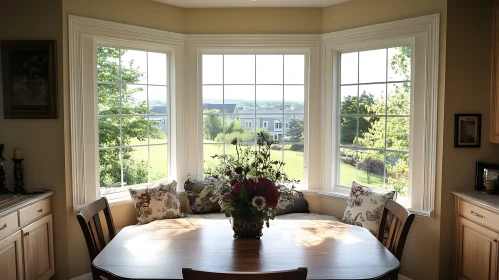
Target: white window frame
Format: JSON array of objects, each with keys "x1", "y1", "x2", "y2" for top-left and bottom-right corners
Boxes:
[
  {"x1": 263, "y1": 121, "x2": 268, "y2": 128},
  {"x1": 273, "y1": 134, "x2": 279, "y2": 141},
  {"x1": 68, "y1": 15, "x2": 185, "y2": 210},
  {"x1": 274, "y1": 120, "x2": 283, "y2": 131},
  {"x1": 186, "y1": 35, "x2": 321, "y2": 188},
  {"x1": 321, "y1": 14, "x2": 440, "y2": 216},
  {"x1": 245, "y1": 120, "x2": 253, "y2": 128}
]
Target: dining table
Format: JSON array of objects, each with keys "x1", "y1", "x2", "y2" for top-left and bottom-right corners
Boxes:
[{"x1": 92, "y1": 213, "x2": 400, "y2": 280}]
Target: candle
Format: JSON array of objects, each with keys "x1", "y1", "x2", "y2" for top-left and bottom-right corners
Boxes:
[{"x1": 13, "y1": 148, "x2": 22, "y2": 159}]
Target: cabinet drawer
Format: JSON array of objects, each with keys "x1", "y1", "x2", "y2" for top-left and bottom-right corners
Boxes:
[
  {"x1": 459, "y1": 199, "x2": 499, "y2": 232},
  {"x1": 0, "y1": 212, "x2": 19, "y2": 240},
  {"x1": 19, "y1": 199, "x2": 50, "y2": 227}
]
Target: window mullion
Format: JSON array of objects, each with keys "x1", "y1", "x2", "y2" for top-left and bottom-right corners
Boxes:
[
  {"x1": 118, "y1": 48, "x2": 124, "y2": 188},
  {"x1": 384, "y1": 48, "x2": 389, "y2": 190}
]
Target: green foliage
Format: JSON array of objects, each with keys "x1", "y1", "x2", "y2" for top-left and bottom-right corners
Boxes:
[
  {"x1": 203, "y1": 109, "x2": 223, "y2": 140},
  {"x1": 340, "y1": 92, "x2": 377, "y2": 144},
  {"x1": 215, "y1": 129, "x2": 269, "y2": 144},
  {"x1": 97, "y1": 47, "x2": 161, "y2": 188}
]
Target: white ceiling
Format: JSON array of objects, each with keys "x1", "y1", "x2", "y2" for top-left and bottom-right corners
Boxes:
[{"x1": 153, "y1": 0, "x2": 351, "y2": 8}]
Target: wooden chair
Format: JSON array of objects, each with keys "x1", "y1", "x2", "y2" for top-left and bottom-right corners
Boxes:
[
  {"x1": 77, "y1": 197, "x2": 116, "y2": 280},
  {"x1": 378, "y1": 199, "x2": 415, "y2": 280},
  {"x1": 182, "y1": 268, "x2": 308, "y2": 280}
]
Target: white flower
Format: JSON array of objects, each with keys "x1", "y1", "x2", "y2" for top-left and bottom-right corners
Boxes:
[{"x1": 252, "y1": 196, "x2": 266, "y2": 210}]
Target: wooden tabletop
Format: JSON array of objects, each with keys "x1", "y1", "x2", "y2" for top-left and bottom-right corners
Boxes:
[{"x1": 93, "y1": 213, "x2": 399, "y2": 280}]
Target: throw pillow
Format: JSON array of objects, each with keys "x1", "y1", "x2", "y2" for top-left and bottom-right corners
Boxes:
[
  {"x1": 341, "y1": 181, "x2": 396, "y2": 237},
  {"x1": 276, "y1": 191, "x2": 310, "y2": 216},
  {"x1": 184, "y1": 178, "x2": 221, "y2": 214},
  {"x1": 129, "y1": 180, "x2": 187, "y2": 225}
]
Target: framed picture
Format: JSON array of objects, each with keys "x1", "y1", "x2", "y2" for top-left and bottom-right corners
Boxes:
[
  {"x1": 454, "y1": 114, "x2": 481, "y2": 148},
  {"x1": 1, "y1": 40, "x2": 57, "y2": 119},
  {"x1": 476, "y1": 162, "x2": 499, "y2": 192}
]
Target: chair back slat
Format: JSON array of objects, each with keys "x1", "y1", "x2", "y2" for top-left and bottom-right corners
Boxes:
[
  {"x1": 378, "y1": 199, "x2": 415, "y2": 261},
  {"x1": 77, "y1": 197, "x2": 116, "y2": 261},
  {"x1": 182, "y1": 268, "x2": 308, "y2": 280}
]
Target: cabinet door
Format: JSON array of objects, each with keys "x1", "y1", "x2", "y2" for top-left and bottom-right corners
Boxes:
[
  {"x1": 0, "y1": 231, "x2": 24, "y2": 280},
  {"x1": 490, "y1": 0, "x2": 499, "y2": 143},
  {"x1": 22, "y1": 214, "x2": 54, "y2": 280},
  {"x1": 458, "y1": 217, "x2": 498, "y2": 280}
]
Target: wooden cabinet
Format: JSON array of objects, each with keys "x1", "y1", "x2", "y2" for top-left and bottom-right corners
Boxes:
[
  {"x1": 0, "y1": 231, "x2": 24, "y2": 280},
  {"x1": 0, "y1": 194, "x2": 54, "y2": 280},
  {"x1": 490, "y1": 0, "x2": 499, "y2": 143},
  {"x1": 22, "y1": 214, "x2": 54, "y2": 280},
  {"x1": 456, "y1": 217, "x2": 498, "y2": 280}
]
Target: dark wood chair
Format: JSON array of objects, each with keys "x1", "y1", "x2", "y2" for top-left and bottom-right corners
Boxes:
[
  {"x1": 77, "y1": 197, "x2": 116, "y2": 280},
  {"x1": 182, "y1": 268, "x2": 308, "y2": 280},
  {"x1": 378, "y1": 199, "x2": 415, "y2": 280}
]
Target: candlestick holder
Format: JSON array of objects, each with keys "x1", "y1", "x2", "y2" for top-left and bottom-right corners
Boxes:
[
  {"x1": 0, "y1": 144, "x2": 7, "y2": 194},
  {"x1": 12, "y1": 158, "x2": 26, "y2": 194}
]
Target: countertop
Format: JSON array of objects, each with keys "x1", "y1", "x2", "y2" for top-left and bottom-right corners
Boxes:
[
  {"x1": 0, "y1": 191, "x2": 55, "y2": 218},
  {"x1": 453, "y1": 190, "x2": 499, "y2": 212}
]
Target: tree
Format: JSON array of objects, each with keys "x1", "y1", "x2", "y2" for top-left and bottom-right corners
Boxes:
[
  {"x1": 340, "y1": 92, "x2": 377, "y2": 144},
  {"x1": 203, "y1": 109, "x2": 223, "y2": 140},
  {"x1": 286, "y1": 116, "x2": 304, "y2": 151},
  {"x1": 98, "y1": 47, "x2": 162, "y2": 188}
]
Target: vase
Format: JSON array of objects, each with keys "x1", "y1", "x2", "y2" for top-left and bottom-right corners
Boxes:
[{"x1": 230, "y1": 216, "x2": 264, "y2": 238}]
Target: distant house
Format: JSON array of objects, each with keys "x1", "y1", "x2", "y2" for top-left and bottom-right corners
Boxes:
[
  {"x1": 238, "y1": 110, "x2": 304, "y2": 141},
  {"x1": 202, "y1": 103, "x2": 237, "y2": 114}
]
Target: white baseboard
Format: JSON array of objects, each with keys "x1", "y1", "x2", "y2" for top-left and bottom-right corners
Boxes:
[
  {"x1": 70, "y1": 273, "x2": 92, "y2": 280},
  {"x1": 399, "y1": 274, "x2": 413, "y2": 280}
]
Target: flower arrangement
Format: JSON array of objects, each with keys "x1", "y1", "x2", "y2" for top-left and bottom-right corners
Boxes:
[{"x1": 202, "y1": 132, "x2": 297, "y2": 238}]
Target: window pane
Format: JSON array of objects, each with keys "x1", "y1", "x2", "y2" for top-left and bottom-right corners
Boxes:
[
  {"x1": 284, "y1": 55, "x2": 305, "y2": 84},
  {"x1": 149, "y1": 85, "x2": 167, "y2": 113},
  {"x1": 150, "y1": 117, "x2": 167, "y2": 144},
  {"x1": 388, "y1": 47, "x2": 411, "y2": 82},
  {"x1": 99, "y1": 149, "x2": 121, "y2": 188},
  {"x1": 97, "y1": 46, "x2": 120, "y2": 83},
  {"x1": 284, "y1": 115, "x2": 304, "y2": 144},
  {"x1": 284, "y1": 85, "x2": 304, "y2": 113},
  {"x1": 339, "y1": 148, "x2": 357, "y2": 187},
  {"x1": 121, "y1": 116, "x2": 148, "y2": 146},
  {"x1": 99, "y1": 117, "x2": 120, "y2": 148},
  {"x1": 203, "y1": 55, "x2": 223, "y2": 84},
  {"x1": 123, "y1": 146, "x2": 149, "y2": 186},
  {"x1": 98, "y1": 84, "x2": 120, "y2": 115},
  {"x1": 204, "y1": 144, "x2": 224, "y2": 173},
  {"x1": 388, "y1": 83, "x2": 410, "y2": 115},
  {"x1": 148, "y1": 52, "x2": 167, "y2": 85},
  {"x1": 224, "y1": 55, "x2": 255, "y2": 84},
  {"x1": 358, "y1": 117, "x2": 385, "y2": 150},
  {"x1": 340, "y1": 117, "x2": 357, "y2": 146},
  {"x1": 203, "y1": 85, "x2": 223, "y2": 108},
  {"x1": 203, "y1": 113, "x2": 224, "y2": 143},
  {"x1": 256, "y1": 86, "x2": 283, "y2": 111},
  {"x1": 256, "y1": 55, "x2": 283, "y2": 84},
  {"x1": 359, "y1": 84, "x2": 386, "y2": 115},
  {"x1": 340, "y1": 85, "x2": 358, "y2": 115},
  {"x1": 386, "y1": 117, "x2": 410, "y2": 151},
  {"x1": 150, "y1": 144, "x2": 168, "y2": 182},
  {"x1": 122, "y1": 85, "x2": 147, "y2": 115},
  {"x1": 121, "y1": 49, "x2": 147, "y2": 84},
  {"x1": 225, "y1": 85, "x2": 255, "y2": 112},
  {"x1": 356, "y1": 150, "x2": 385, "y2": 189},
  {"x1": 224, "y1": 115, "x2": 250, "y2": 143},
  {"x1": 359, "y1": 49, "x2": 386, "y2": 83},
  {"x1": 340, "y1": 52, "x2": 358, "y2": 85},
  {"x1": 386, "y1": 152, "x2": 409, "y2": 195},
  {"x1": 284, "y1": 147, "x2": 304, "y2": 182}
]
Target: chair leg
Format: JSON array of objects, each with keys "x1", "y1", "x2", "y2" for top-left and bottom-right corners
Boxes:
[{"x1": 92, "y1": 271, "x2": 101, "y2": 280}]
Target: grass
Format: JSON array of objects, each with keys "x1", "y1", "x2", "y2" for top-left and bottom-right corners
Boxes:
[{"x1": 339, "y1": 161, "x2": 408, "y2": 194}]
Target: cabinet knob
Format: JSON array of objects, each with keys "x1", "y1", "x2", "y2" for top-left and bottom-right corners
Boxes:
[
  {"x1": 24, "y1": 232, "x2": 29, "y2": 237},
  {"x1": 0, "y1": 224, "x2": 6, "y2": 231},
  {"x1": 494, "y1": 238, "x2": 498, "y2": 242},
  {"x1": 471, "y1": 210, "x2": 485, "y2": 218},
  {"x1": 37, "y1": 209, "x2": 43, "y2": 213}
]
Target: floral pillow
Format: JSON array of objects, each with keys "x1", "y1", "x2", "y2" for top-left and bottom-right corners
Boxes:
[
  {"x1": 184, "y1": 178, "x2": 221, "y2": 214},
  {"x1": 341, "y1": 182, "x2": 396, "y2": 237},
  {"x1": 276, "y1": 191, "x2": 309, "y2": 216},
  {"x1": 129, "y1": 180, "x2": 187, "y2": 225}
]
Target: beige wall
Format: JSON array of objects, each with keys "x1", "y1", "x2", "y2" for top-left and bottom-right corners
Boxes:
[
  {"x1": 440, "y1": 0, "x2": 498, "y2": 278},
  {"x1": 0, "y1": 0, "x2": 69, "y2": 279},
  {"x1": 185, "y1": 8, "x2": 323, "y2": 34}
]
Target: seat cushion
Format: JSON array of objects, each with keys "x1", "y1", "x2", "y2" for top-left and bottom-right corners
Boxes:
[
  {"x1": 341, "y1": 181, "x2": 396, "y2": 237},
  {"x1": 129, "y1": 180, "x2": 187, "y2": 225}
]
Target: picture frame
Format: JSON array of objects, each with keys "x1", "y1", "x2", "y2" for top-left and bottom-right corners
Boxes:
[
  {"x1": 476, "y1": 162, "x2": 499, "y2": 192},
  {"x1": 454, "y1": 114, "x2": 481, "y2": 148},
  {"x1": 1, "y1": 40, "x2": 58, "y2": 119}
]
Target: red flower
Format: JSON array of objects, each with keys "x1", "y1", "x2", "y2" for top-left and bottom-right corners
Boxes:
[
  {"x1": 253, "y1": 178, "x2": 279, "y2": 207},
  {"x1": 232, "y1": 180, "x2": 254, "y2": 193}
]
